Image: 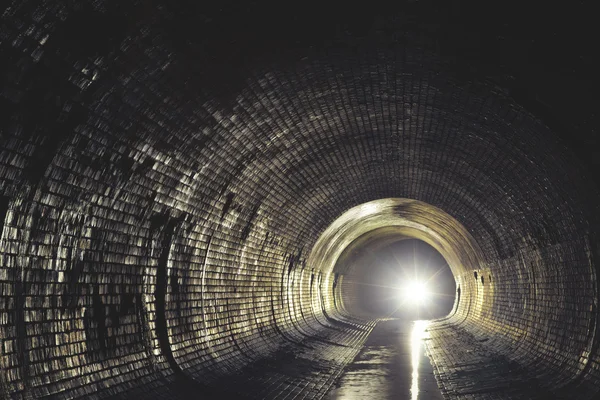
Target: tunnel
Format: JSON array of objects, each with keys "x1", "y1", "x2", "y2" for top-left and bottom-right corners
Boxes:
[{"x1": 0, "y1": 0, "x2": 598, "y2": 399}]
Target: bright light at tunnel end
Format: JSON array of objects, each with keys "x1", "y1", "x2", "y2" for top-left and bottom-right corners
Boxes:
[{"x1": 401, "y1": 280, "x2": 429, "y2": 305}]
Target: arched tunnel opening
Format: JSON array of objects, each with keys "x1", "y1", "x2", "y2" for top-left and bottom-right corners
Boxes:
[
  {"x1": 338, "y1": 237, "x2": 455, "y2": 320},
  {"x1": 0, "y1": 0, "x2": 598, "y2": 399}
]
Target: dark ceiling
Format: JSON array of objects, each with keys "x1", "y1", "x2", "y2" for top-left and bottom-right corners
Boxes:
[{"x1": 156, "y1": 0, "x2": 597, "y2": 185}]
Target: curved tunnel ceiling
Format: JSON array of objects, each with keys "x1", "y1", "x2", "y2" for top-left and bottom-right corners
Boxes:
[
  {"x1": 310, "y1": 198, "x2": 484, "y2": 279},
  {"x1": 0, "y1": 0, "x2": 599, "y2": 398}
]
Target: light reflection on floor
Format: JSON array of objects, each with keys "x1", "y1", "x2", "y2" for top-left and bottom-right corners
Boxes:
[
  {"x1": 411, "y1": 320, "x2": 430, "y2": 400},
  {"x1": 325, "y1": 319, "x2": 443, "y2": 400}
]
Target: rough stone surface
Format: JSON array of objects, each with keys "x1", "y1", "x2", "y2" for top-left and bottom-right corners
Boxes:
[
  {"x1": 424, "y1": 316, "x2": 599, "y2": 399},
  {"x1": 0, "y1": 0, "x2": 598, "y2": 399}
]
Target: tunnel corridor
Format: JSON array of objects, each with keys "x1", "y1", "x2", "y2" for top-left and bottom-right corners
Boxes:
[{"x1": 0, "y1": 0, "x2": 598, "y2": 399}]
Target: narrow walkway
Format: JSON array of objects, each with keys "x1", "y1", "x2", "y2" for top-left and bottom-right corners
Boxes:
[{"x1": 325, "y1": 318, "x2": 444, "y2": 399}]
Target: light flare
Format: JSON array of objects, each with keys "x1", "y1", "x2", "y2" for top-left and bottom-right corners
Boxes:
[{"x1": 402, "y1": 280, "x2": 429, "y2": 305}]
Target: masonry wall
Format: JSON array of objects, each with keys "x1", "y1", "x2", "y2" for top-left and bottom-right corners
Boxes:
[{"x1": 1, "y1": 0, "x2": 599, "y2": 399}]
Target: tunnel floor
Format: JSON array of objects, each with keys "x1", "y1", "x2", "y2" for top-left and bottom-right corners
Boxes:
[
  {"x1": 424, "y1": 320, "x2": 561, "y2": 400},
  {"x1": 130, "y1": 317, "x2": 574, "y2": 400},
  {"x1": 325, "y1": 318, "x2": 444, "y2": 400},
  {"x1": 115, "y1": 317, "x2": 378, "y2": 399}
]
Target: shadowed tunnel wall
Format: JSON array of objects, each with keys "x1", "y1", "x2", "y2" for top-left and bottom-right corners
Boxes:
[{"x1": 0, "y1": 0, "x2": 599, "y2": 398}]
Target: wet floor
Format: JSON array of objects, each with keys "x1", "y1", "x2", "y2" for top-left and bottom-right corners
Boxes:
[{"x1": 325, "y1": 318, "x2": 444, "y2": 400}]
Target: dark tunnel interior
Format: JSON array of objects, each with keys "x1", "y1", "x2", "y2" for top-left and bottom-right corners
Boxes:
[{"x1": 0, "y1": 0, "x2": 598, "y2": 399}]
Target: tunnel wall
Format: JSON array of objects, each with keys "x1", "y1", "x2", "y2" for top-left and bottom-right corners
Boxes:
[
  {"x1": 1, "y1": 0, "x2": 600, "y2": 398},
  {"x1": 0, "y1": 2, "x2": 335, "y2": 398}
]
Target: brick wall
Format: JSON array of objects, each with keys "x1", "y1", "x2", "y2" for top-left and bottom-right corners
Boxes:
[{"x1": 1, "y1": 0, "x2": 599, "y2": 398}]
